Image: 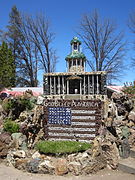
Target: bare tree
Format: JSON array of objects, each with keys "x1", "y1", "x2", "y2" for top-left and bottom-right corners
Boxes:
[
  {"x1": 6, "y1": 6, "x2": 57, "y2": 87},
  {"x1": 78, "y1": 10, "x2": 126, "y2": 83},
  {"x1": 24, "y1": 14, "x2": 57, "y2": 73},
  {"x1": 128, "y1": 11, "x2": 135, "y2": 67}
]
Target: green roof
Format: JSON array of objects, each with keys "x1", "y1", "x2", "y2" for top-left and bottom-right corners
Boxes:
[
  {"x1": 70, "y1": 37, "x2": 81, "y2": 45},
  {"x1": 65, "y1": 51, "x2": 86, "y2": 60}
]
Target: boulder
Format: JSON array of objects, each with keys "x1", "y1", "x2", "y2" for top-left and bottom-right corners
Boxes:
[
  {"x1": 26, "y1": 158, "x2": 40, "y2": 173},
  {"x1": 121, "y1": 138, "x2": 130, "y2": 158},
  {"x1": 55, "y1": 159, "x2": 68, "y2": 175},
  {"x1": 33, "y1": 129, "x2": 44, "y2": 147},
  {"x1": 128, "y1": 128, "x2": 135, "y2": 147},
  {"x1": 91, "y1": 133, "x2": 119, "y2": 170},
  {"x1": 19, "y1": 111, "x2": 29, "y2": 122},
  {"x1": 32, "y1": 105, "x2": 44, "y2": 124},
  {"x1": 0, "y1": 104, "x2": 6, "y2": 129},
  {"x1": 23, "y1": 89, "x2": 33, "y2": 98},
  {"x1": 128, "y1": 110, "x2": 135, "y2": 122},
  {"x1": 105, "y1": 117, "x2": 113, "y2": 127},
  {"x1": 37, "y1": 96, "x2": 45, "y2": 105},
  {"x1": 91, "y1": 137, "x2": 101, "y2": 158},
  {"x1": 6, "y1": 150, "x2": 26, "y2": 167},
  {"x1": 107, "y1": 102, "x2": 117, "y2": 118},
  {"x1": 111, "y1": 92, "x2": 124, "y2": 102},
  {"x1": 121, "y1": 125, "x2": 130, "y2": 139},
  {"x1": 68, "y1": 161, "x2": 81, "y2": 176},
  {"x1": 83, "y1": 155, "x2": 106, "y2": 174},
  {"x1": 0, "y1": 132, "x2": 11, "y2": 144},
  {"x1": 11, "y1": 133, "x2": 27, "y2": 150},
  {"x1": 32, "y1": 151, "x2": 41, "y2": 159},
  {"x1": 117, "y1": 104, "x2": 127, "y2": 116},
  {"x1": 0, "y1": 132, "x2": 11, "y2": 157},
  {"x1": 124, "y1": 100, "x2": 134, "y2": 112},
  {"x1": 14, "y1": 158, "x2": 29, "y2": 170},
  {"x1": 76, "y1": 152, "x2": 90, "y2": 164},
  {"x1": 0, "y1": 141, "x2": 9, "y2": 157},
  {"x1": 101, "y1": 141, "x2": 120, "y2": 169},
  {"x1": 13, "y1": 150, "x2": 26, "y2": 158},
  {"x1": 113, "y1": 116, "x2": 125, "y2": 126},
  {"x1": 67, "y1": 153, "x2": 77, "y2": 162},
  {"x1": 38, "y1": 160, "x2": 55, "y2": 174},
  {"x1": 7, "y1": 150, "x2": 15, "y2": 166}
]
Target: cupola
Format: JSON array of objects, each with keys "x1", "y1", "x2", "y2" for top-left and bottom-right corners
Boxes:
[{"x1": 65, "y1": 37, "x2": 86, "y2": 73}]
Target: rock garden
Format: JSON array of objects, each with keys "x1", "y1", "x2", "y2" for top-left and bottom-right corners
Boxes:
[{"x1": 0, "y1": 88, "x2": 135, "y2": 176}]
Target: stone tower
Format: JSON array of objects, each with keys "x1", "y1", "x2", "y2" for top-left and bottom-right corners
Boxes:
[
  {"x1": 43, "y1": 37, "x2": 107, "y2": 97},
  {"x1": 65, "y1": 37, "x2": 86, "y2": 72}
]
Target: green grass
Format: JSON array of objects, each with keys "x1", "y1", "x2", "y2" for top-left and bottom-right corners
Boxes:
[
  {"x1": 35, "y1": 140, "x2": 91, "y2": 155},
  {"x1": 3, "y1": 119, "x2": 20, "y2": 134}
]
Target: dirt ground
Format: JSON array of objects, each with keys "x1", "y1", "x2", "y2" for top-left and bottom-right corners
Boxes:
[{"x1": 0, "y1": 163, "x2": 135, "y2": 180}]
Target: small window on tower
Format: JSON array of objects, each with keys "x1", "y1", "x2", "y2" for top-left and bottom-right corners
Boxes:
[{"x1": 74, "y1": 43, "x2": 77, "y2": 50}]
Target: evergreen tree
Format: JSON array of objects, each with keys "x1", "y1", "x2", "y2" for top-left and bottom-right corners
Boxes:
[
  {"x1": 7, "y1": 5, "x2": 21, "y2": 60},
  {"x1": 0, "y1": 42, "x2": 15, "y2": 87},
  {"x1": 6, "y1": 6, "x2": 23, "y2": 86}
]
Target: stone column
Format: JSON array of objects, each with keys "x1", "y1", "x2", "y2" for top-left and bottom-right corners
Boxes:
[
  {"x1": 83, "y1": 75, "x2": 85, "y2": 95},
  {"x1": 67, "y1": 80, "x2": 69, "y2": 94},
  {"x1": 80, "y1": 59, "x2": 82, "y2": 67},
  {"x1": 88, "y1": 75, "x2": 90, "y2": 94},
  {"x1": 92, "y1": 75, "x2": 94, "y2": 94},
  {"x1": 54, "y1": 76, "x2": 56, "y2": 94},
  {"x1": 58, "y1": 76, "x2": 60, "y2": 94},
  {"x1": 50, "y1": 76, "x2": 52, "y2": 95},
  {"x1": 72, "y1": 59, "x2": 73, "y2": 66},
  {"x1": 97, "y1": 75, "x2": 99, "y2": 94},
  {"x1": 62, "y1": 76, "x2": 65, "y2": 94},
  {"x1": 101, "y1": 74, "x2": 107, "y2": 95}
]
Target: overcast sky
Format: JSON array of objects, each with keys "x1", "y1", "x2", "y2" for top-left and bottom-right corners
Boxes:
[{"x1": 0, "y1": 0, "x2": 135, "y2": 85}]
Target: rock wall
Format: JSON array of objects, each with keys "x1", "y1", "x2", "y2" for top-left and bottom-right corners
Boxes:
[
  {"x1": 103, "y1": 92, "x2": 135, "y2": 157},
  {"x1": 0, "y1": 91, "x2": 135, "y2": 176}
]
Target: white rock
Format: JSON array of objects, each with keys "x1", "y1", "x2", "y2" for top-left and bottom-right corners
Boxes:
[
  {"x1": 32, "y1": 151, "x2": 41, "y2": 159},
  {"x1": 39, "y1": 160, "x2": 55, "y2": 169},
  {"x1": 37, "y1": 96, "x2": 44, "y2": 105},
  {"x1": 13, "y1": 150, "x2": 26, "y2": 158}
]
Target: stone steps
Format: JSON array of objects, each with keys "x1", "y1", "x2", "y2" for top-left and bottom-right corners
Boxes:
[{"x1": 118, "y1": 148, "x2": 135, "y2": 174}]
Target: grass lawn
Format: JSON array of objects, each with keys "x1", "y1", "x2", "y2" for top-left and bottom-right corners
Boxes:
[{"x1": 35, "y1": 140, "x2": 91, "y2": 155}]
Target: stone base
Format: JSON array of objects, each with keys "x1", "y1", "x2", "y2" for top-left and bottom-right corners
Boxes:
[{"x1": 44, "y1": 94, "x2": 107, "y2": 100}]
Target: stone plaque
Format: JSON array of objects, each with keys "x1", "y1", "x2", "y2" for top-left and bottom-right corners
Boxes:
[{"x1": 43, "y1": 99, "x2": 103, "y2": 142}]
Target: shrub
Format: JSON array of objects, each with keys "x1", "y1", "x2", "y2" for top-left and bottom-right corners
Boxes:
[
  {"x1": 18, "y1": 98, "x2": 34, "y2": 111},
  {"x1": 3, "y1": 98, "x2": 34, "y2": 112},
  {"x1": 2, "y1": 99, "x2": 14, "y2": 112},
  {"x1": 3, "y1": 119, "x2": 20, "y2": 134},
  {"x1": 2, "y1": 97, "x2": 35, "y2": 119},
  {"x1": 122, "y1": 83, "x2": 135, "y2": 98},
  {"x1": 35, "y1": 140, "x2": 91, "y2": 155}
]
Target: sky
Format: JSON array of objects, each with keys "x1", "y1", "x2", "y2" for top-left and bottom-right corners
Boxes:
[{"x1": 0, "y1": 0, "x2": 135, "y2": 85}]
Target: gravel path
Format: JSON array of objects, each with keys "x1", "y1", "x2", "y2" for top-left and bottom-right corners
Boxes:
[{"x1": 0, "y1": 163, "x2": 135, "y2": 180}]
